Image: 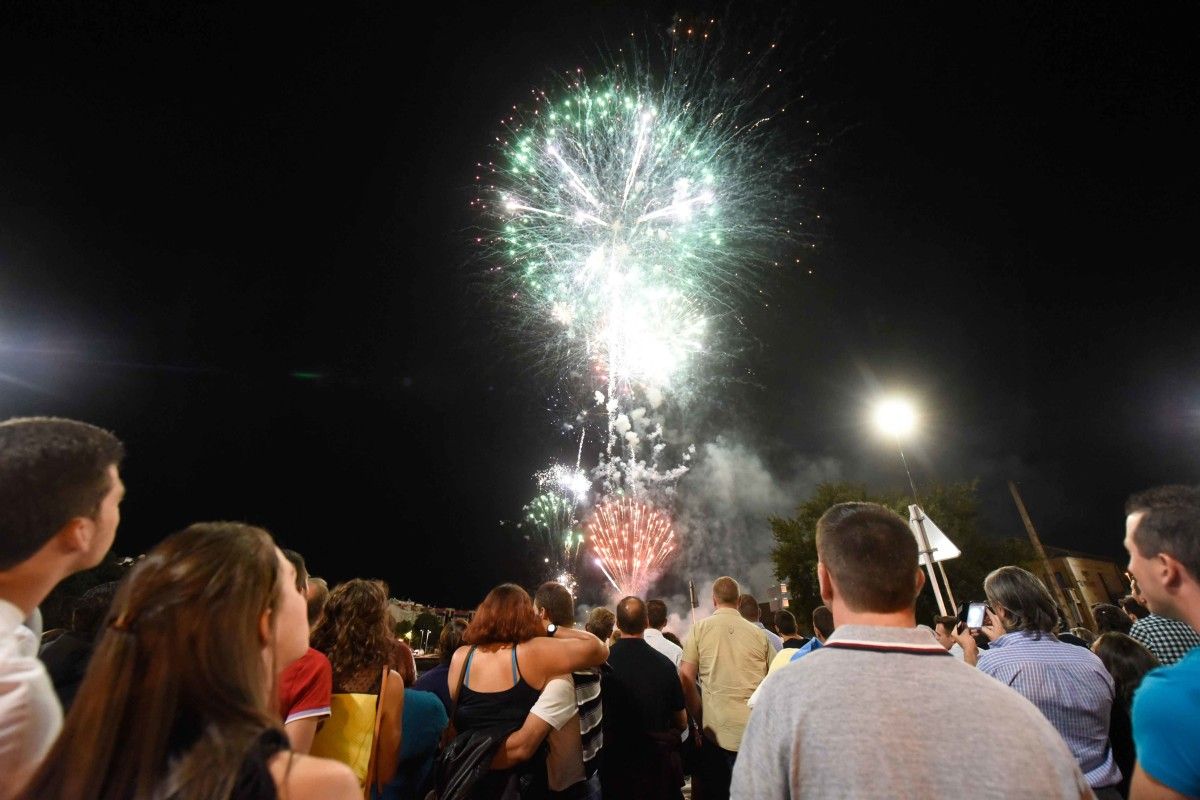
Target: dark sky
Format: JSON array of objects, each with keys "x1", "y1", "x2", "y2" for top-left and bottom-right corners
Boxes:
[{"x1": 1, "y1": 3, "x2": 1195, "y2": 607}]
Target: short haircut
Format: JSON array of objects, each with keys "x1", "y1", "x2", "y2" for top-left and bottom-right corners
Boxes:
[
  {"x1": 646, "y1": 599, "x2": 669, "y2": 629},
  {"x1": 616, "y1": 596, "x2": 648, "y2": 635},
  {"x1": 933, "y1": 615, "x2": 958, "y2": 633},
  {"x1": 585, "y1": 607, "x2": 615, "y2": 641},
  {"x1": 775, "y1": 609, "x2": 797, "y2": 636},
  {"x1": 281, "y1": 549, "x2": 308, "y2": 593},
  {"x1": 72, "y1": 581, "x2": 120, "y2": 641},
  {"x1": 1126, "y1": 485, "x2": 1200, "y2": 581},
  {"x1": 815, "y1": 502, "x2": 920, "y2": 613},
  {"x1": 662, "y1": 631, "x2": 682, "y2": 648},
  {"x1": 736, "y1": 594, "x2": 760, "y2": 621},
  {"x1": 811, "y1": 605, "x2": 834, "y2": 639},
  {"x1": 0, "y1": 417, "x2": 125, "y2": 569},
  {"x1": 306, "y1": 577, "x2": 329, "y2": 627},
  {"x1": 1093, "y1": 603, "x2": 1132, "y2": 635},
  {"x1": 1118, "y1": 595, "x2": 1149, "y2": 620},
  {"x1": 534, "y1": 581, "x2": 575, "y2": 627},
  {"x1": 984, "y1": 566, "x2": 1058, "y2": 637},
  {"x1": 713, "y1": 576, "x2": 740, "y2": 604}
]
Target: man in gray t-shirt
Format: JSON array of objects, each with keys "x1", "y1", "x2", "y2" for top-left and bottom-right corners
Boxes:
[{"x1": 731, "y1": 502, "x2": 1091, "y2": 800}]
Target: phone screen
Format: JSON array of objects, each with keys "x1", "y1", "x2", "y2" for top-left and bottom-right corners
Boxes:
[{"x1": 966, "y1": 602, "x2": 987, "y2": 629}]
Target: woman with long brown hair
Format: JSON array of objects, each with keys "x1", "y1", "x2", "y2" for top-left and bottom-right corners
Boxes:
[
  {"x1": 15, "y1": 522, "x2": 358, "y2": 800},
  {"x1": 309, "y1": 579, "x2": 405, "y2": 790},
  {"x1": 444, "y1": 583, "x2": 607, "y2": 797}
]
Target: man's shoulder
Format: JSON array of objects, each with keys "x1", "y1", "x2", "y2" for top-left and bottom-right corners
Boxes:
[{"x1": 1137, "y1": 651, "x2": 1200, "y2": 712}]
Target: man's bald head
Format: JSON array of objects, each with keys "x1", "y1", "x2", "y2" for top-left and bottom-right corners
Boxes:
[
  {"x1": 616, "y1": 595, "x2": 648, "y2": 635},
  {"x1": 713, "y1": 576, "x2": 740, "y2": 606}
]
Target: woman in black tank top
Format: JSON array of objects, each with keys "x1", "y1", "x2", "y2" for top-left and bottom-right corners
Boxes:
[{"x1": 444, "y1": 584, "x2": 608, "y2": 799}]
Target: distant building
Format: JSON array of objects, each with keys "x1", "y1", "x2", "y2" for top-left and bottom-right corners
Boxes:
[{"x1": 1036, "y1": 548, "x2": 1130, "y2": 629}]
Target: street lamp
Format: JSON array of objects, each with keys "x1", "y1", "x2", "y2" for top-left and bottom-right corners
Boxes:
[{"x1": 872, "y1": 396, "x2": 954, "y2": 615}]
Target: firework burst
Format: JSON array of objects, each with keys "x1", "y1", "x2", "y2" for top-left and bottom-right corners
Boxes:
[{"x1": 586, "y1": 497, "x2": 676, "y2": 597}]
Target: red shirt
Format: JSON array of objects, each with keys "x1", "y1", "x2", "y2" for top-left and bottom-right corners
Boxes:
[{"x1": 279, "y1": 647, "x2": 333, "y2": 724}]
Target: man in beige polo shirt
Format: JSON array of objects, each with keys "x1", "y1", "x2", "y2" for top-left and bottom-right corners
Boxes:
[{"x1": 681, "y1": 576, "x2": 771, "y2": 800}]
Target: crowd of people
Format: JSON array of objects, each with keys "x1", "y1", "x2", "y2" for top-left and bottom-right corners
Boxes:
[{"x1": 2, "y1": 416, "x2": 1199, "y2": 799}]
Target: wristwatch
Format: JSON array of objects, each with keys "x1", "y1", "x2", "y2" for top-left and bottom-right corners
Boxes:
[{"x1": 546, "y1": 623, "x2": 558, "y2": 637}]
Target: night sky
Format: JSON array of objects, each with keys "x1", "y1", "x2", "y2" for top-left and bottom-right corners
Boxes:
[{"x1": 1, "y1": 3, "x2": 1195, "y2": 608}]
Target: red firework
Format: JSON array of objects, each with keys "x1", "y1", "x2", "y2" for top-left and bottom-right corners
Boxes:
[{"x1": 587, "y1": 497, "x2": 676, "y2": 596}]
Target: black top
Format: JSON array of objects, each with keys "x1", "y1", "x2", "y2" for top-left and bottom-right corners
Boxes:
[
  {"x1": 602, "y1": 639, "x2": 684, "y2": 748},
  {"x1": 1108, "y1": 700, "x2": 1135, "y2": 799},
  {"x1": 781, "y1": 637, "x2": 808, "y2": 649},
  {"x1": 600, "y1": 639, "x2": 685, "y2": 799},
  {"x1": 452, "y1": 646, "x2": 544, "y2": 798},
  {"x1": 38, "y1": 632, "x2": 93, "y2": 711},
  {"x1": 454, "y1": 646, "x2": 541, "y2": 733},
  {"x1": 231, "y1": 728, "x2": 289, "y2": 800}
]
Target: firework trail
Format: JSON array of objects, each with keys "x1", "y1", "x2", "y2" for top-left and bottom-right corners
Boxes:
[{"x1": 586, "y1": 497, "x2": 676, "y2": 597}]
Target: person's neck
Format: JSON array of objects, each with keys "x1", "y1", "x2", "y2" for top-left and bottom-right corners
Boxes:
[
  {"x1": 621, "y1": 630, "x2": 644, "y2": 639},
  {"x1": 832, "y1": 606, "x2": 917, "y2": 629},
  {"x1": 0, "y1": 562, "x2": 65, "y2": 619},
  {"x1": 714, "y1": 602, "x2": 738, "y2": 611}
]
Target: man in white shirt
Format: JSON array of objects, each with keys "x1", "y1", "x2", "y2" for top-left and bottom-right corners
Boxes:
[
  {"x1": 0, "y1": 417, "x2": 125, "y2": 800},
  {"x1": 932, "y1": 615, "x2": 966, "y2": 660},
  {"x1": 644, "y1": 599, "x2": 683, "y2": 667}
]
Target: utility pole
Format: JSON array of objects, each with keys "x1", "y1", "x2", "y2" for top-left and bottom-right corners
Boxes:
[{"x1": 1007, "y1": 480, "x2": 1079, "y2": 625}]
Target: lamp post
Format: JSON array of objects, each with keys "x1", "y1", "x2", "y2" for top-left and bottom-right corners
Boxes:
[{"x1": 873, "y1": 398, "x2": 952, "y2": 616}]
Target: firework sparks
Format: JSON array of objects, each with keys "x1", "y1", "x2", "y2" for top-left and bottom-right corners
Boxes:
[
  {"x1": 586, "y1": 497, "x2": 676, "y2": 597},
  {"x1": 480, "y1": 43, "x2": 798, "y2": 399}
]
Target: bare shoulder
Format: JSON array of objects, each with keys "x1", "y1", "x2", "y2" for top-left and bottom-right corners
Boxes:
[{"x1": 270, "y1": 752, "x2": 360, "y2": 800}]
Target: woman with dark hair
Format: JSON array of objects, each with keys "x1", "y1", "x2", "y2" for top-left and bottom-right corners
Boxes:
[
  {"x1": 1092, "y1": 633, "x2": 1159, "y2": 799},
  {"x1": 15, "y1": 522, "x2": 359, "y2": 800},
  {"x1": 380, "y1": 631, "x2": 450, "y2": 800},
  {"x1": 309, "y1": 579, "x2": 405, "y2": 790},
  {"x1": 1093, "y1": 603, "x2": 1133, "y2": 635},
  {"x1": 414, "y1": 618, "x2": 470, "y2": 715},
  {"x1": 445, "y1": 583, "x2": 607, "y2": 797}
]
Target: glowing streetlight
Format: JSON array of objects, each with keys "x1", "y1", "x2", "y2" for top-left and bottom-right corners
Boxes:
[
  {"x1": 872, "y1": 395, "x2": 953, "y2": 615},
  {"x1": 873, "y1": 397, "x2": 916, "y2": 438}
]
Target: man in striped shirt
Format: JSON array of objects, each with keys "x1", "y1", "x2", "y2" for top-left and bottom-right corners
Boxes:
[{"x1": 959, "y1": 566, "x2": 1121, "y2": 797}]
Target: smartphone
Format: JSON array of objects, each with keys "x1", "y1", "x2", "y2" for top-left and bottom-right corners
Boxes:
[{"x1": 965, "y1": 602, "x2": 987, "y2": 629}]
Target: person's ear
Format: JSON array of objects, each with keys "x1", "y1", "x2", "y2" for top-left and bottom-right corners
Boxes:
[
  {"x1": 1161, "y1": 554, "x2": 1186, "y2": 591},
  {"x1": 259, "y1": 607, "x2": 273, "y2": 646},
  {"x1": 54, "y1": 517, "x2": 94, "y2": 556},
  {"x1": 817, "y1": 562, "x2": 833, "y2": 603},
  {"x1": 914, "y1": 567, "x2": 926, "y2": 597}
]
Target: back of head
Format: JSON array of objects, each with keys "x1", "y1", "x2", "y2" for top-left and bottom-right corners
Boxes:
[
  {"x1": 984, "y1": 566, "x2": 1058, "y2": 636},
  {"x1": 534, "y1": 580, "x2": 575, "y2": 626},
  {"x1": 311, "y1": 578, "x2": 393, "y2": 683},
  {"x1": 775, "y1": 609, "x2": 797, "y2": 637},
  {"x1": 1126, "y1": 485, "x2": 1200, "y2": 582},
  {"x1": 816, "y1": 502, "x2": 920, "y2": 612},
  {"x1": 1093, "y1": 603, "x2": 1132, "y2": 634},
  {"x1": 0, "y1": 417, "x2": 124, "y2": 570},
  {"x1": 18, "y1": 522, "x2": 282, "y2": 800},
  {"x1": 306, "y1": 576, "x2": 330, "y2": 627},
  {"x1": 438, "y1": 618, "x2": 469, "y2": 666},
  {"x1": 464, "y1": 583, "x2": 544, "y2": 647},
  {"x1": 1070, "y1": 627, "x2": 1096, "y2": 646},
  {"x1": 616, "y1": 596, "x2": 648, "y2": 635},
  {"x1": 1119, "y1": 594, "x2": 1150, "y2": 620},
  {"x1": 585, "y1": 607, "x2": 616, "y2": 641},
  {"x1": 646, "y1": 599, "x2": 669, "y2": 629},
  {"x1": 71, "y1": 581, "x2": 121, "y2": 642},
  {"x1": 281, "y1": 549, "x2": 308, "y2": 592},
  {"x1": 737, "y1": 594, "x2": 760, "y2": 622},
  {"x1": 1092, "y1": 632, "x2": 1159, "y2": 708},
  {"x1": 712, "y1": 576, "x2": 740, "y2": 605},
  {"x1": 811, "y1": 605, "x2": 835, "y2": 639}
]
